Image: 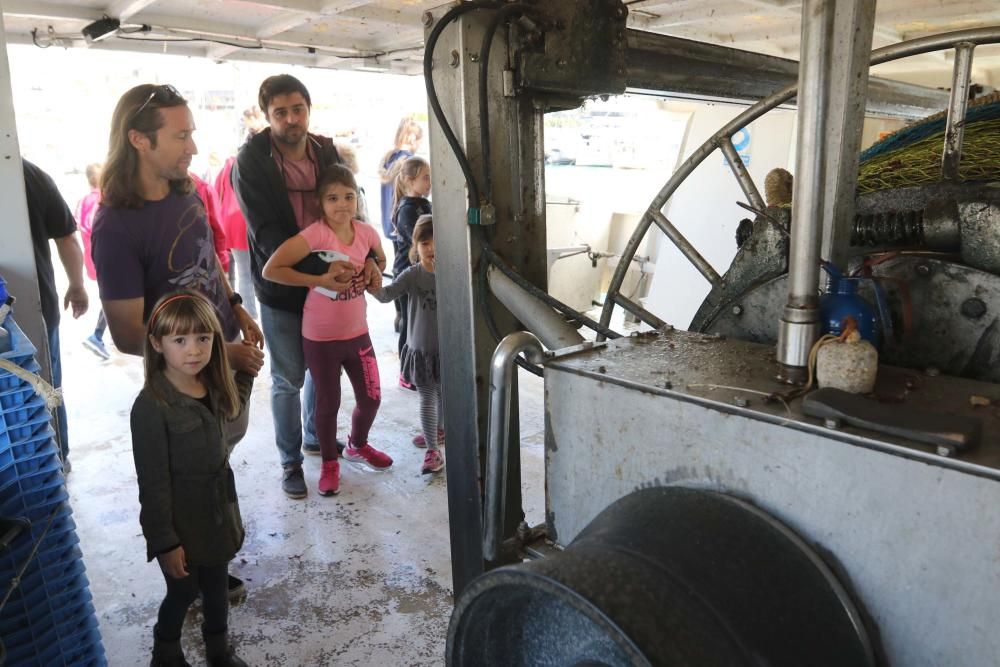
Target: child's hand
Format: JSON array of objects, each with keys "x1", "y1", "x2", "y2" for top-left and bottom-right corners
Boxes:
[
  {"x1": 317, "y1": 262, "x2": 354, "y2": 292},
  {"x1": 157, "y1": 546, "x2": 188, "y2": 578},
  {"x1": 362, "y1": 258, "x2": 382, "y2": 289}
]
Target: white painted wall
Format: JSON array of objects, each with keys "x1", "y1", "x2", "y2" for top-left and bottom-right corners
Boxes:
[{"x1": 643, "y1": 103, "x2": 798, "y2": 329}]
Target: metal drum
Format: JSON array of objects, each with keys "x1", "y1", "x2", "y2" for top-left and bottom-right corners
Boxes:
[{"x1": 448, "y1": 487, "x2": 875, "y2": 666}]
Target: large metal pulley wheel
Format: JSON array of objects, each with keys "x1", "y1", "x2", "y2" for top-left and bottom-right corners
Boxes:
[{"x1": 448, "y1": 487, "x2": 876, "y2": 666}]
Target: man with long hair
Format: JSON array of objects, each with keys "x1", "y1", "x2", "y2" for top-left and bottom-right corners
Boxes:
[
  {"x1": 90, "y1": 83, "x2": 264, "y2": 623},
  {"x1": 232, "y1": 74, "x2": 380, "y2": 500}
]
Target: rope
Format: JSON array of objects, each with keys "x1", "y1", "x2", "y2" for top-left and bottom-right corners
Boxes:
[{"x1": 0, "y1": 359, "x2": 61, "y2": 410}]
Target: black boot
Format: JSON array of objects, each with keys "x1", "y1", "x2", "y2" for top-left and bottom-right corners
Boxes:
[
  {"x1": 204, "y1": 629, "x2": 249, "y2": 667},
  {"x1": 150, "y1": 625, "x2": 192, "y2": 667}
]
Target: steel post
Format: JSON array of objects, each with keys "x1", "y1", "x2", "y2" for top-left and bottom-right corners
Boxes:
[
  {"x1": 779, "y1": 0, "x2": 851, "y2": 379},
  {"x1": 424, "y1": 5, "x2": 547, "y2": 595},
  {"x1": 941, "y1": 42, "x2": 975, "y2": 181},
  {"x1": 819, "y1": 0, "x2": 876, "y2": 270}
]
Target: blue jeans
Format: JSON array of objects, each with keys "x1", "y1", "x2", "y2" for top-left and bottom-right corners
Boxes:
[
  {"x1": 47, "y1": 325, "x2": 68, "y2": 460},
  {"x1": 259, "y1": 303, "x2": 317, "y2": 467}
]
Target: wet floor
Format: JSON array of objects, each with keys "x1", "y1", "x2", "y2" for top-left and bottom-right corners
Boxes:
[{"x1": 58, "y1": 283, "x2": 546, "y2": 666}]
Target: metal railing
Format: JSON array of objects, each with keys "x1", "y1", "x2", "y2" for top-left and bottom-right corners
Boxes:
[{"x1": 597, "y1": 27, "x2": 1000, "y2": 339}]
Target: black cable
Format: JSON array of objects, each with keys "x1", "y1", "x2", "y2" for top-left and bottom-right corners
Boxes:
[{"x1": 423, "y1": 1, "x2": 500, "y2": 208}]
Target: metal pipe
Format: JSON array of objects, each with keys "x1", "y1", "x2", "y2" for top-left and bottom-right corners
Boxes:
[
  {"x1": 487, "y1": 265, "x2": 584, "y2": 350},
  {"x1": 942, "y1": 42, "x2": 975, "y2": 181},
  {"x1": 484, "y1": 332, "x2": 545, "y2": 561},
  {"x1": 624, "y1": 28, "x2": 949, "y2": 119},
  {"x1": 777, "y1": 0, "x2": 835, "y2": 378},
  {"x1": 651, "y1": 210, "x2": 721, "y2": 284},
  {"x1": 718, "y1": 138, "x2": 766, "y2": 212},
  {"x1": 613, "y1": 293, "x2": 667, "y2": 329}
]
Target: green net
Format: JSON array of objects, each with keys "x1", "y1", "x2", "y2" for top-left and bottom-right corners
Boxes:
[
  {"x1": 857, "y1": 117, "x2": 1000, "y2": 193},
  {"x1": 856, "y1": 92, "x2": 1000, "y2": 194}
]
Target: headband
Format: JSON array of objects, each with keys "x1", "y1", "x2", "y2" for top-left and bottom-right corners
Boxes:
[{"x1": 148, "y1": 294, "x2": 199, "y2": 332}]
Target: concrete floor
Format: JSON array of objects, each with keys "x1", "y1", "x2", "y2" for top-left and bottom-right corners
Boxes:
[{"x1": 57, "y1": 282, "x2": 547, "y2": 666}]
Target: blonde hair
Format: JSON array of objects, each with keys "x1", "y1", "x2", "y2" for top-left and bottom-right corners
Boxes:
[
  {"x1": 408, "y1": 214, "x2": 434, "y2": 264},
  {"x1": 379, "y1": 117, "x2": 423, "y2": 183},
  {"x1": 101, "y1": 84, "x2": 193, "y2": 209},
  {"x1": 391, "y1": 156, "x2": 430, "y2": 226},
  {"x1": 143, "y1": 291, "x2": 239, "y2": 418},
  {"x1": 85, "y1": 163, "x2": 102, "y2": 189}
]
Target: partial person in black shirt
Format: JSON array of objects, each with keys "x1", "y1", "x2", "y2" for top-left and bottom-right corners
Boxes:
[{"x1": 22, "y1": 158, "x2": 88, "y2": 470}]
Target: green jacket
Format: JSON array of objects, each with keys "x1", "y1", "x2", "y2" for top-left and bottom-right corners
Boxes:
[{"x1": 130, "y1": 370, "x2": 253, "y2": 566}]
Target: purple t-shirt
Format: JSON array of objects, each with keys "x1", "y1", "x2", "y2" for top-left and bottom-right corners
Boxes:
[{"x1": 91, "y1": 191, "x2": 240, "y2": 341}]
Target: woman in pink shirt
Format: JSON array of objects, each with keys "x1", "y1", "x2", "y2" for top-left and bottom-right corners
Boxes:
[
  {"x1": 263, "y1": 165, "x2": 391, "y2": 496},
  {"x1": 77, "y1": 163, "x2": 110, "y2": 359}
]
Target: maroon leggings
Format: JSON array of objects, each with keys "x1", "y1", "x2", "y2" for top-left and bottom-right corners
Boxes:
[{"x1": 303, "y1": 333, "x2": 381, "y2": 460}]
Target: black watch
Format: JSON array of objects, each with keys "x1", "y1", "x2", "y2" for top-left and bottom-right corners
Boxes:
[{"x1": 229, "y1": 293, "x2": 244, "y2": 307}]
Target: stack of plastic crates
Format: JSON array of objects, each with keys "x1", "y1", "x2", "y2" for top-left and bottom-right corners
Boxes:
[{"x1": 0, "y1": 317, "x2": 106, "y2": 665}]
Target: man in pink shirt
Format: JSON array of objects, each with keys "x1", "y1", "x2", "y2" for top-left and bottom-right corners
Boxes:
[{"x1": 233, "y1": 75, "x2": 379, "y2": 499}]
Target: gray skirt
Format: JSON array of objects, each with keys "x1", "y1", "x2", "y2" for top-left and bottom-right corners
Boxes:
[{"x1": 400, "y1": 345, "x2": 440, "y2": 387}]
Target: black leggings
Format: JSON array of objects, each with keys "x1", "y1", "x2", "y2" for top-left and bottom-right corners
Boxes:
[{"x1": 156, "y1": 562, "x2": 228, "y2": 641}]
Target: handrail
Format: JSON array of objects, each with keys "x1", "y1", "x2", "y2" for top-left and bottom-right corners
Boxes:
[
  {"x1": 597, "y1": 26, "x2": 1000, "y2": 341},
  {"x1": 483, "y1": 332, "x2": 545, "y2": 561}
]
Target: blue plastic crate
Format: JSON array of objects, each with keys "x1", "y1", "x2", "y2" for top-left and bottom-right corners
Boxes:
[
  {"x1": 3, "y1": 532, "x2": 81, "y2": 574},
  {"x1": 28, "y1": 557, "x2": 87, "y2": 594},
  {"x1": 2, "y1": 476, "x2": 67, "y2": 515},
  {"x1": 5, "y1": 625, "x2": 58, "y2": 665},
  {"x1": 13, "y1": 450, "x2": 63, "y2": 482},
  {"x1": 0, "y1": 317, "x2": 38, "y2": 360},
  {"x1": 0, "y1": 385, "x2": 36, "y2": 411},
  {"x1": 0, "y1": 597, "x2": 55, "y2": 645},
  {"x1": 9, "y1": 430, "x2": 58, "y2": 462},
  {"x1": 54, "y1": 603, "x2": 98, "y2": 639},
  {"x1": 5, "y1": 410, "x2": 53, "y2": 444},
  {"x1": 0, "y1": 451, "x2": 63, "y2": 503},
  {"x1": 57, "y1": 626, "x2": 103, "y2": 660},
  {"x1": 58, "y1": 637, "x2": 107, "y2": 667},
  {"x1": 1, "y1": 553, "x2": 84, "y2": 599},
  {"x1": 0, "y1": 526, "x2": 76, "y2": 575},
  {"x1": 1, "y1": 395, "x2": 47, "y2": 430},
  {"x1": 0, "y1": 358, "x2": 41, "y2": 394}
]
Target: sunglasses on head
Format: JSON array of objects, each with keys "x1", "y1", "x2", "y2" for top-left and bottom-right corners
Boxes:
[{"x1": 131, "y1": 84, "x2": 183, "y2": 122}]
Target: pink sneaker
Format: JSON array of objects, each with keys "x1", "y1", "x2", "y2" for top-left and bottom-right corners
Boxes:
[
  {"x1": 318, "y1": 460, "x2": 340, "y2": 496},
  {"x1": 422, "y1": 449, "x2": 445, "y2": 474},
  {"x1": 343, "y1": 441, "x2": 393, "y2": 469},
  {"x1": 412, "y1": 429, "x2": 446, "y2": 448}
]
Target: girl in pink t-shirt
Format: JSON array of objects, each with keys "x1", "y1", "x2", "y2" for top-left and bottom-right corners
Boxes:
[{"x1": 263, "y1": 165, "x2": 390, "y2": 496}]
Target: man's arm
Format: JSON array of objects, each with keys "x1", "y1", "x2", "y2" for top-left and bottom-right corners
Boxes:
[
  {"x1": 53, "y1": 233, "x2": 88, "y2": 318},
  {"x1": 102, "y1": 298, "x2": 146, "y2": 356}
]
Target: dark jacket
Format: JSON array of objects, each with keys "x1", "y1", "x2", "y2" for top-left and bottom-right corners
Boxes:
[
  {"x1": 130, "y1": 371, "x2": 254, "y2": 566},
  {"x1": 232, "y1": 128, "x2": 343, "y2": 313},
  {"x1": 392, "y1": 195, "x2": 431, "y2": 277}
]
